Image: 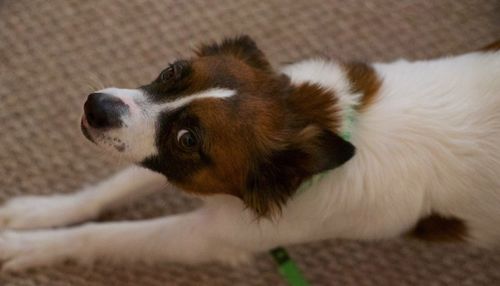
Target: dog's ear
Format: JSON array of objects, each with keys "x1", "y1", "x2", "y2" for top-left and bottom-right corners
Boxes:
[
  {"x1": 244, "y1": 126, "x2": 355, "y2": 217},
  {"x1": 195, "y1": 35, "x2": 271, "y2": 71}
]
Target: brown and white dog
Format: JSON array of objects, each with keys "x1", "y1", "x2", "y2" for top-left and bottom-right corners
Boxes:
[{"x1": 0, "y1": 36, "x2": 499, "y2": 271}]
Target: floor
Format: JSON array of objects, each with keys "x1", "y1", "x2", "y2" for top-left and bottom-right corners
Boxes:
[{"x1": 0, "y1": 0, "x2": 499, "y2": 285}]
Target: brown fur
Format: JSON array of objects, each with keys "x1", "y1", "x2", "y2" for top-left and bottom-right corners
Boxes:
[
  {"x1": 410, "y1": 214, "x2": 467, "y2": 242},
  {"x1": 179, "y1": 89, "x2": 289, "y2": 200},
  {"x1": 287, "y1": 83, "x2": 340, "y2": 131},
  {"x1": 343, "y1": 61, "x2": 381, "y2": 111},
  {"x1": 480, "y1": 40, "x2": 500, "y2": 52}
]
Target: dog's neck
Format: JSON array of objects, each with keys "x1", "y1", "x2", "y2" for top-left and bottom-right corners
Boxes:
[{"x1": 281, "y1": 59, "x2": 381, "y2": 143}]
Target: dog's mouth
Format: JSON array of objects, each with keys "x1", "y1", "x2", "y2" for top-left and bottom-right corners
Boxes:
[
  {"x1": 80, "y1": 114, "x2": 128, "y2": 153},
  {"x1": 80, "y1": 115, "x2": 95, "y2": 144}
]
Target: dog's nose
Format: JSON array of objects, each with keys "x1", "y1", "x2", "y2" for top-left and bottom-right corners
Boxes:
[{"x1": 84, "y1": 93, "x2": 128, "y2": 129}]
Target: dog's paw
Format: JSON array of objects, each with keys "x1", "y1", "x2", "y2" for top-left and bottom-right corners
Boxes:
[
  {"x1": 0, "y1": 230, "x2": 83, "y2": 272},
  {"x1": 0, "y1": 194, "x2": 98, "y2": 230}
]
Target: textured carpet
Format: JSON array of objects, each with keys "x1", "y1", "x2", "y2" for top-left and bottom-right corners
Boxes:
[{"x1": 0, "y1": 0, "x2": 499, "y2": 285}]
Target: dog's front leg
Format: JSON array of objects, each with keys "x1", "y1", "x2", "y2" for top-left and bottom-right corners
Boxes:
[
  {"x1": 0, "y1": 205, "x2": 256, "y2": 272},
  {"x1": 0, "y1": 166, "x2": 165, "y2": 230},
  {"x1": 0, "y1": 196, "x2": 302, "y2": 272}
]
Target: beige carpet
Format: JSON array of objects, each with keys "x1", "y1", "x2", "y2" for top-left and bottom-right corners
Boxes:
[{"x1": 1, "y1": 0, "x2": 500, "y2": 285}]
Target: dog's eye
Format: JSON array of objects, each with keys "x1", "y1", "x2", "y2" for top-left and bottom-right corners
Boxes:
[
  {"x1": 159, "y1": 61, "x2": 188, "y2": 83},
  {"x1": 177, "y1": 129, "x2": 198, "y2": 151},
  {"x1": 160, "y1": 64, "x2": 175, "y2": 82}
]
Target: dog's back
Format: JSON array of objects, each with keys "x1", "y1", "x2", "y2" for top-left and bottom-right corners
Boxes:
[
  {"x1": 283, "y1": 46, "x2": 500, "y2": 246},
  {"x1": 375, "y1": 49, "x2": 500, "y2": 245}
]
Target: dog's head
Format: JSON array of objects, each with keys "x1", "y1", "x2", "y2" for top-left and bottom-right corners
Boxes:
[{"x1": 81, "y1": 35, "x2": 355, "y2": 217}]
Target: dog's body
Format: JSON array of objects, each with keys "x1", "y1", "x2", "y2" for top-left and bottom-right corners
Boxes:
[{"x1": 0, "y1": 37, "x2": 499, "y2": 271}]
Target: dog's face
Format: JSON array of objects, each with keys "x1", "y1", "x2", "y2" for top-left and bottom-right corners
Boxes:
[{"x1": 81, "y1": 36, "x2": 355, "y2": 216}]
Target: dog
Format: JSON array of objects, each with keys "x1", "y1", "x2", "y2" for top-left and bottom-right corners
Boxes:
[{"x1": 0, "y1": 36, "x2": 499, "y2": 272}]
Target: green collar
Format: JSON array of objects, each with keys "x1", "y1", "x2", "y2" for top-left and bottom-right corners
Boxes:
[{"x1": 340, "y1": 104, "x2": 357, "y2": 141}]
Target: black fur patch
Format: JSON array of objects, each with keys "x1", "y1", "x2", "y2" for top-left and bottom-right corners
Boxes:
[
  {"x1": 140, "y1": 60, "x2": 193, "y2": 103},
  {"x1": 141, "y1": 108, "x2": 212, "y2": 183},
  {"x1": 409, "y1": 213, "x2": 467, "y2": 242}
]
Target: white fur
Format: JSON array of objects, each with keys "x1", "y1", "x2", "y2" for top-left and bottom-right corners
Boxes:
[
  {"x1": 158, "y1": 88, "x2": 236, "y2": 111},
  {"x1": 0, "y1": 166, "x2": 164, "y2": 230},
  {"x1": 1, "y1": 51, "x2": 500, "y2": 271}
]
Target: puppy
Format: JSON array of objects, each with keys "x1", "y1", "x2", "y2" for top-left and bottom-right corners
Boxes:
[{"x1": 0, "y1": 36, "x2": 499, "y2": 271}]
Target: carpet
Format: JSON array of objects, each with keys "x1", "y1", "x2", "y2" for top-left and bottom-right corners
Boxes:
[{"x1": 0, "y1": 0, "x2": 499, "y2": 285}]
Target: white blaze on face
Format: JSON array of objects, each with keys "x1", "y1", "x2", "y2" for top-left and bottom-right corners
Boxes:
[
  {"x1": 158, "y1": 88, "x2": 236, "y2": 111},
  {"x1": 89, "y1": 87, "x2": 236, "y2": 162}
]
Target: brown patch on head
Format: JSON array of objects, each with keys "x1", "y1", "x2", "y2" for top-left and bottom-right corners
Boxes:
[
  {"x1": 287, "y1": 83, "x2": 341, "y2": 131},
  {"x1": 409, "y1": 213, "x2": 467, "y2": 242},
  {"x1": 175, "y1": 92, "x2": 288, "y2": 200},
  {"x1": 480, "y1": 40, "x2": 500, "y2": 52},
  {"x1": 141, "y1": 36, "x2": 356, "y2": 218},
  {"x1": 343, "y1": 61, "x2": 381, "y2": 112}
]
